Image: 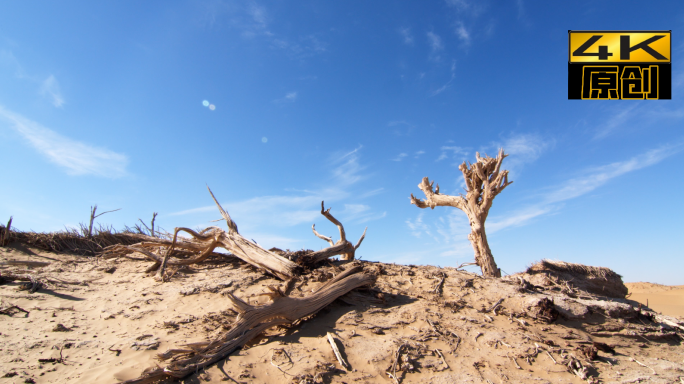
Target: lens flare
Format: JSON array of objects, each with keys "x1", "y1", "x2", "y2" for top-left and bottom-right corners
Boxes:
[
  {"x1": 262, "y1": 137, "x2": 268, "y2": 143},
  {"x1": 202, "y1": 100, "x2": 209, "y2": 107},
  {"x1": 209, "y1": 104, "x2": 215, "y2": 111}
]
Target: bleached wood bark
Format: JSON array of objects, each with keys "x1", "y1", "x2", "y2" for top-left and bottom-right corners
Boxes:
[
  {"x1": 104, "y1": 187, "x2": 301, "y2": 280},
  {"x1": 120, "y1": 265, "x2": 375, "y2": 384},
  {"x1": 410, "y1": 148, "x2": 512, "y2": 278},
  {"x1": 309, "y1": 201, "x2": 367, "y2": 263}
]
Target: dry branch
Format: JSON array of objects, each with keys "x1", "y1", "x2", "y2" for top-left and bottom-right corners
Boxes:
[
  {"x1": 87, "y1": 206, "x2": 120, "y2": 237},
  {"x1": 103, "y1": 187, "x2": 301, "y2": 280},
  {"x1": 120, "y1": 264, "x2": 375, "y2": 384},
  {"x1": 306, "y1": 201, "x2": 367, "y2": 264},
  {"x1": 327, "y1": 332, "x2": 350, "y2": 370}
]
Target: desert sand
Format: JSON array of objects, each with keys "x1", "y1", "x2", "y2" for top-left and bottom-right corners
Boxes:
[
  {"x1": 1, "y1": 243, "x2": 684, "y2": 384},
  {"x1": 625, "y1": 282, "x2": 684, "y2": 318}
]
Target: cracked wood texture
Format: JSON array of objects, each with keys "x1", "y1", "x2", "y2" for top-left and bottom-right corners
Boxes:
[
  {"x1": 410, "y1": 148, "x2": 512, "y2": 278},
  {"x1": 120, "y1": 264, "x2": 375, "y2": 384}
]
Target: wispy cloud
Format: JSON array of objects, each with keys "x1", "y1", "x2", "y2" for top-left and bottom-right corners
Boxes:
[
  {"x1": 593, "y1": 104, "x2": 640, "y2": 140},
  {"x1": 1, "y1": 51, "x2": 66, "y2": 107},
  {"x1": 431, "y1": 60, "x2": 456, "y2": 96},
  {"x1": 488, "y1": 133, "x2": 554, "y2": 176},
  {"x1": 0, "y1": 50, "x2": 26, "y2": 78},
  {"x1": 203, "y1": 1, "x2": 326, "y2": 60},
  {"x1": 399, "y1": 27, "x2": 414, "y2": 45},
  {"x1": 415, "y1": 150, "x2": 425, "y2": 159},
  {"x1": 436, "y1": 145, "x2": 468, "y2": 162},
  {"x1": 0, "y1": 106, "x2": 128, "y2": 178},
  {"x1": 544, "y1": 142, "x2": 684, "y2": 204},
  {"x1": 427, "y1": 31, "x2": 444, "y2": 61},
  {"x1": 492, "y1": 141, "x2": 684, "y2": 232},
  {"x1": 453, "y1": 21, "x2": 470, "y2": 45},
  {"x1": 391, "y1": 153, "x2": 408, "y2": 162},
  {"x1": 168, "y1": 145, "x2": 381, "y2": 234},
  {"x1": 40, "y1": 75, "x2": 65, "y2": 108},
  {"x1": 387, "y1": 120, "x2": 415, "y2": 136},
  {"x1": 274, "y1": 91, "x2": 297, "y2": 104}
]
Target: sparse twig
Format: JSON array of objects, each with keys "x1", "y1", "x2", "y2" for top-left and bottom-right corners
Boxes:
[
  {"x1": 327, "y1": 332, "x2": 349, "y2": 371},
  {"x1": 88, "y1": 206, "x2": 121, "y2": 237},
  {"x1": 434, "y1": 349, "x2": 449, "y2": 370},
  {"x1": 630, "y1": 357, "x2": 657, "y2": 375},
  {"x1": 484, "y1": 298, "x2": 504, "y2": 313},
  {"x1": 507, "y1": 352, "x2": 522, "y2": 369}
]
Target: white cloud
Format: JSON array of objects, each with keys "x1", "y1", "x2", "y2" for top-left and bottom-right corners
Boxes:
[
  {"x1": 392, "y1": 153, "x2": 408, "y2": 162},
  {"x1": 431, "y1": 60, "x2": 456, "y2": 96},
  {"x1": 427, "y1": 31, "x2": 444, "y2": 61},
  {"x1": 490, "y1": 141, "x2": 684, "y2": 233},
  {"x1": 454, "y1": 22, "x2": 470, "y2": 44},
  {"x1": 594, "y1": 104, "x2": 640, "y2": 140},
  {"x1": 436, "y1": 145, "x2": 468, "y2": 162},
  {"x1": 40, "y1": 75, "x2": 65, "y2": 107},
  {"x1": 168, "y1": 145, "x2": 383, "y2": 233},
  {"x1": 415, "y1": 150, "x2": 425, "y2": 159},
  {"x1": 487, "y1": 206, "x2": 554, "y2": 233},
  {"x1": 0, "y1": 105, "x2": 128, "y2": 178},
  {"x1": 444, "y1": 0, "x2": 470, "y2": 12},
  {"x1": 399, "y1": 27, "x2": 414, "y2": 45},
  {"x1": 274, "y1": 91, "x2": 298, "y2": 104},
  {"x1": 544, "y1": 142, "x2": 683, "y2": 204},
  {"x1": 489, "y1": 133, "x2": 553, "y2": 176},
  {"x1": 387, "y1": 120, "x2": 414, "y2": 136}
]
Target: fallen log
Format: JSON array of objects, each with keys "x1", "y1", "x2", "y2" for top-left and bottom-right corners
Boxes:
[
  {"x1": 119, "y1": 263, "x2": 375, "y2": 384},
  {"x1": 103, "y1": 187, "x2": 301, "y2": 280}
]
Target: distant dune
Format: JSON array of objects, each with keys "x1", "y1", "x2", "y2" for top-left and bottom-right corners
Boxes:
[{"x1": 626, "y1": 282, "x2": 684, "y2": 317}]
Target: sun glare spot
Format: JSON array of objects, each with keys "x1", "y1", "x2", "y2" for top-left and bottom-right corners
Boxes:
[
  {"x1": 209, "y1": 104, "x2": 215, "y2": 111},
  {"x1": 262, "y1": 137, "x2": 268, "y2": 143},
  {"x1": 202, "y1": 100, "x2": 209, "y2": 107}
]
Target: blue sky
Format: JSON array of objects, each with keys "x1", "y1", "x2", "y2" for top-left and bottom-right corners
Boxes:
[{"x1": 1, "y1": 1, "x2": 683, "y2": 284}]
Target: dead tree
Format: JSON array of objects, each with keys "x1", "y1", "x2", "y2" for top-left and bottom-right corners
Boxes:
[
  {"x1": 309, "y1": 201, "x2": 367, "y2": 263},
  {"x1": 87, "y1": 206, "x2": 120, "y2": 237},
  {"x1": 410, "y1": 148, "x2": 512, "y2": 278}
]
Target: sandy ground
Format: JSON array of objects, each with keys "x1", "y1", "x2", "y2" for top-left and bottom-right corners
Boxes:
[
  {"x1": 2, "y1": 244, "x2": 684, "y2": 384},
  {"x1": 625, "y1": 282, "x2": 684, "y2": 317}
]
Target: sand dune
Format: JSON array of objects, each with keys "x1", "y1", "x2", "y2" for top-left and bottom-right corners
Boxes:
[
  {"x1": 625, "y1": 282, "x2": 684, "y2": 317},
  {"x1": 2, "y1": 243, "x2": 684, "y2": 383}
]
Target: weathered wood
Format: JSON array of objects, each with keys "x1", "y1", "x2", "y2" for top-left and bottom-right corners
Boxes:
[
  {"x1": 120, "y1": 264, "x2": 375, "y2": 384},
  {"x1": 309, "y1": 201, "x2": 367, "y2": 263},
  {"x1": 87, "y1": 206, "x2": 120, "y2": 237},
  {"x1": 103, "y1": 187, "x2": 301, "y2": 280},
  {"x1": 411, "y1": 149, "x2": 512, "y2": 277}
]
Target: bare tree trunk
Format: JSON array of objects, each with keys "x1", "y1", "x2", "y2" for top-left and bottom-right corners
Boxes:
[{"x1": 468, "y1": 228, "x2": 501, "y2": 278}]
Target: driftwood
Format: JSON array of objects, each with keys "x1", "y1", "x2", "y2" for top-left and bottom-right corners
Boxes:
[
  {"x1": 104, "y1": 187, "x2": 302, "y2": 280},
  {"x1": 307, "y1": 201, "x2": 367, "y2": 263},
  {"x1": 411, "y1": 149, "x2": 512, "y2": 277},
  {"x1": 103, "y1": 192, "x2": 369, "y2": 279},
  {"x1": 120, "y1": 264, "x2": 375, "y2": 384}
]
